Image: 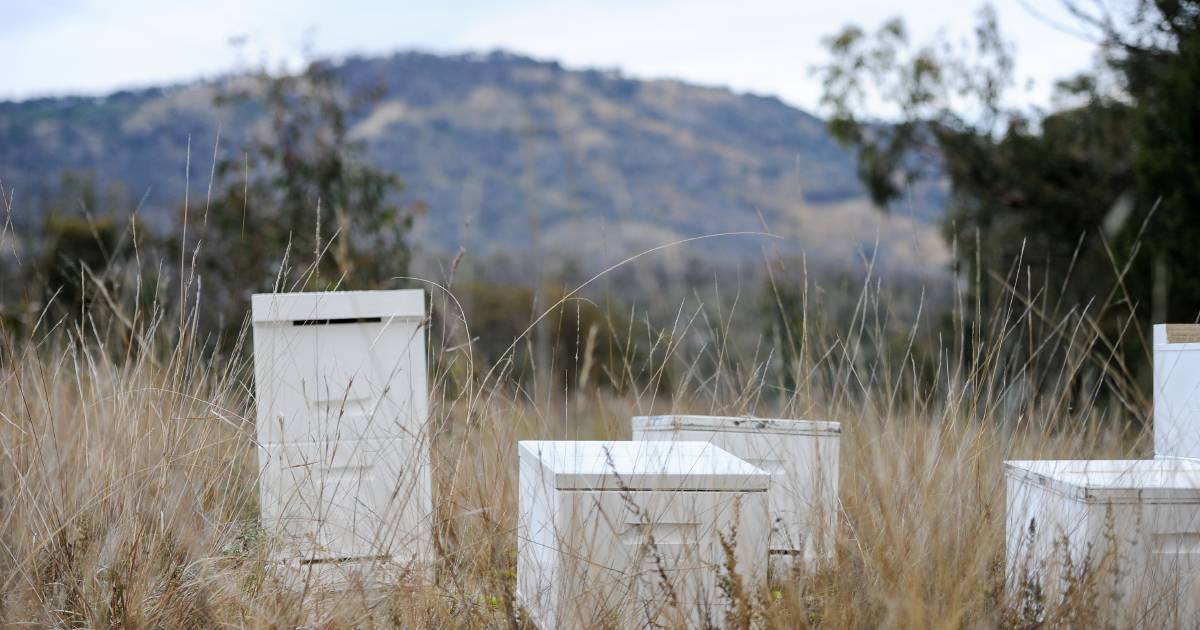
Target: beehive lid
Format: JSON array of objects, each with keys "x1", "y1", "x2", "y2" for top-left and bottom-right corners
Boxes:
[
  {"x1": 519, "y1": 440, "x2": 770, "y2": 491},
  {"x1": 633, "y1": 414, "x2": 840, "y2": 436},
  {"x1": 252, "y1": 290, "x2": 424, "y2": 324},
  {"x1": 1005, "y1": 459, "x2": 1200, "y2": 504}
]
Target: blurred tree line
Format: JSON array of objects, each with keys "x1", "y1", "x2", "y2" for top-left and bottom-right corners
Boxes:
[{"x1": 814, "y1": 0, "x2": 1200, "y2": 384}]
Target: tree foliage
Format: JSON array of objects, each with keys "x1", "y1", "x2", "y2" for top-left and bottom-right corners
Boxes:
[
  {"x1": 34, "y1": 173, "x2": 142, "y2": 323},
  {"x1": 816, "y1": 1, "x2": 1200, "y2": 357},
  {"x1": 201, "y1": 61, "x2": 417, "y2": 324}
]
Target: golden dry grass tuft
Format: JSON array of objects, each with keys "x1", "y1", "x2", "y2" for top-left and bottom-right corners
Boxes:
[{"x1": 0, "y1": 255, "x2": 1166, "y2": 628}]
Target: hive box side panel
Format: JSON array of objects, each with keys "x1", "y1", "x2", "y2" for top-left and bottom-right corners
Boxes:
[
  {"x1": 260, "y1": 437, "x2": 430, "y2": 561},
  {"x1": 254, "y1": 318, "x2": 428, "y2": 444},
  {"x1": 552, "y1": 489, "x2": 768, "y2": 629},
  {"x1": 254, "y1": 322, "x2": 313, "y2": 531},
  {"x1": 1005, "y1": 475, "x2": 1090, "y2": 591},
  {"x1": 517, "y1": 453, "x2": 562, "y2": 629},
  {"x1": 253, "y1": 322, "x2": 315, "y2": 447},
  {"x1": 1154, "y1": 324, "x2": 1200, "y2": 460},
  {"x1": 1087, "y1": 500, "x2": 1200, "y2": 623}
]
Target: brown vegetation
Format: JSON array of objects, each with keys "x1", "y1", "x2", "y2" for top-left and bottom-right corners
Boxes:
[{"x1": 0, "y1": 242, "x2": 1160, "y2": 627}]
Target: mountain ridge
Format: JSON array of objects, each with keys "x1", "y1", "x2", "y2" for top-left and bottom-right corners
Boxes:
[{"x1": 0, "y1": 50, "x2": 948, "y2": 276}]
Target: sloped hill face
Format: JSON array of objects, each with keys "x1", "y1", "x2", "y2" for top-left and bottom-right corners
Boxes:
[{"x1": 0, "y1": 51, "x2": 948, "y2": 276}]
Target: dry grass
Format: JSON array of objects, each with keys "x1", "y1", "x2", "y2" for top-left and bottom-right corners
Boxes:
[{"x1": 0, "y1": 246, "x2": 1167, "y2": 628}]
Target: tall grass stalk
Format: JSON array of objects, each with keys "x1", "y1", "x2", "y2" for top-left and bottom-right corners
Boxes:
[{"x1": 0, "y1": 211, "x2": 1165, "y2": 627}]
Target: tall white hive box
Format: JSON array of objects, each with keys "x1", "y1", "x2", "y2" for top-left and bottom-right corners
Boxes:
[
  {"x1": 517, "y1": 440, "x2": 769, "y2": 629},
  {"x1": 1006, "y1": 459, "x2": 1200, "y2": 623},
  {"x1": 1155, "y1": 323, "x2": 1200, "y2": 460},
  {"x1": 632, "y1": 415, "x2": 840, "y2": 572},
  {"x1": 251, "y1": 290, "x2": 430, "y2": 577}
]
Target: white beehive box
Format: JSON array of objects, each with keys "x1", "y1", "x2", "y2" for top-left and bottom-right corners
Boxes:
[
  {"x1": 1006, "y1": 459, "x2": 1200, "y2": 622},
  {"x1": 1155, "y1": 324, "x2": 1200, "y2": 460},
  {"x1": 252, "y1": 290, "x2": 430, "y2": 574},
  {"x1": 632, "y1": 415, "x2": 840, "y2": 570},
  {"x1": 517, "y1": 440, "x2": 769, "y2": 629}
]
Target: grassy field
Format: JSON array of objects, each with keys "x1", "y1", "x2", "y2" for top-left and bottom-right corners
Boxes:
[{"x1": 0, "y1": 258, "x2": 1162, "y2": 628}]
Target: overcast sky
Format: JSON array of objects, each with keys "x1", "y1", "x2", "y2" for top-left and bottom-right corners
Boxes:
[{"x1": 2, "y1": 0, "x2": 1102, "y2": 114}]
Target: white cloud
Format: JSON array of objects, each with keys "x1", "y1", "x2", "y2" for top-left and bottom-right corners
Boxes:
[
  {"x1": 449, "y1": 0, "x2": 1100, "y2": 112},
  {"x1": 1, "y1": 0, "x2": 1099, "y2": 113}
]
